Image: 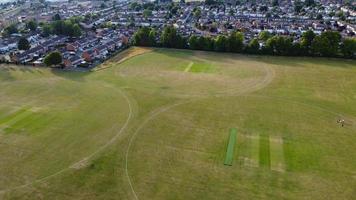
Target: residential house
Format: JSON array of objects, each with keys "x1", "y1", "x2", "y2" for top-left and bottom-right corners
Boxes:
[
  {"x1": 63, "y1": 55, "x2": 82, "y2": 68},
  {"x1": 94, "y1": 45, "x2": 109, "y2": 59},
  {"x1": 11, "y1": 45, "x2": 45, "y2": 63},
  {"x1": 82, "y1": 49, "x2": 97, "y2": 62},
  {"x1": 66, "y1": 43, "x2": 80, "y2": 51}
]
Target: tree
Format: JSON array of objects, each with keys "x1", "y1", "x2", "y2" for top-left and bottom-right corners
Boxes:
[
  {"x1": 246, "y1": 38, "x2": 260, "y2": 54},
  {"x1": 311, "y1": 36, "x2": 327, "y2": 56},
  {"x1": 294, "y1": 0, "x2": 303, "y2": 13},
  {"x1": 229, "y1": 9, "x2": 234, "y2": 16},
  {"x1": 214, "y1": 35, "x2": 228, "y2": 52},
  {"x1": 148, "y1": 29, "x2": 157, "y2": 46},
  {"x1": 336, "y1": 11, "x2": 346, "y2": 21},
  {"x1": 199, "y1": 36, "x2": 214, "y2": 51},
  {"x1": 17, "y1": 37, "x2": 31, "y2": 50},
  {"x1": 272, "y1": 0, "x2": 279, "y2": 7},
  {"x1": 132, "y1": 27, "x2": 157, "y2": 47},
  {"x1": 143, "y1": 9, "x2": 152, "y2": 18},
  {"x1": 161, "y1": 26, "x2": 185, "y2": 48},
  {"x1": 130, "y1": 2, "x2": 141, "y2": 11},
  {"x1": 259, "y1": 31, "x2": 271, "y2": 41},
  {"x1": 47, "y1": 19, "x2": 82, "y2": 37},
  {"x1": 51, "y1": 20, "x2": 63, "y2": 34},
  {"x1": 205, "y1": 0, "x2": 218, "y2": 5},
  {"x1": 265, "y1": 36, "x2": 293, "y2": 55},
  {"x1": 52, "y1": 13, "x2": 61, "y2": 21},
  {"x1": 72, "y1": 24, "x2": 82, "y2": 37},
  {"x1": 3, "y1": 24, "x2": 18, "y2": 36},
  {"x1": 260, "y1": 6, "x2": 268, "y2": 12},
  {"x1": 69, "y1": 16, "x2": 83, "y2": 24},
  {"x1": 265, "y1": 37, "x2": 277, "y2": 55},
  {"x1": 341, "y1": 38, "x2": 356, "y2": 58},
  {"x1": 44, "y1": 51, "x2": 62, "y2": 67},
  {"x1": 189, "y1": 35, "x2": 213, "y2": 51},
  {"x1": 142, "y1": 2, "x2": 154, "y2": 10},
  {"x1": 42, "y1": 24, "x2": 52, "y2": 37},
  {"x1": 228, "y1": 31, "x2": 244, "y2": 53},
  {"x1": 84, "y1": 13, "x2": 92, "y2": 22},
  {"x1": 304, "y1": 0, "x2": 315, "y2": 7},
  {"x1": 169, "y1": 3, "x2": 179, "y2": 15},
  {"x1": 193, "y1": 8, "x2": 201, "y2": 18},
  {"x1": 188, "y1": 35, "x2": 199, "y2": 50},
  {"x1": 291, "y1": 42, "x2": 303, "y2": 56},
  {"x1": 133, "y1": 27, "x2": 150, "y2": 46},
  {"x1": 279, "y1": 37, "x2": 293, "y2": 56},
  {"x1": 26, "y1": 20, "x2": 38, "y2": 31},
  {"x1": 300, "y1": 30, "x2": 315, "y2": 55},
  {"x1": 178, "y1": 37, "x2": 188, "y2": 49},
  {"x1": 311, "y1": 31, "x2": 341, "y2": 57}
]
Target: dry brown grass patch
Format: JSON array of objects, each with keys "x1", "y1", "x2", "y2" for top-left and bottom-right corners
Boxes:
[{"x1": 93, "y1": 47, "x2": 153, "y2": 71}]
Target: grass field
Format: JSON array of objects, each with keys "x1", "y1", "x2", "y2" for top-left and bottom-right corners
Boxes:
[{"x1": 0, "y1": 47, "x2": 356, "y2": 199}]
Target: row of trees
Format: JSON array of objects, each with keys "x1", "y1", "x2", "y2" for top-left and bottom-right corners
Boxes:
[
  {"x1": 3, "y1": 24, "x2": 19, "y2": 36},
  {"x1": 2, "y1": 14, "x2": 82, "y2": 38},
  {"x1": 133, "y1": 26, "x2": 187, "y2": 49},
  {"x1": 3, "y1": 20, "x2": 38, "y2": 37},
  {"x1": 42, "y1": 19, "x2": 82, "y2": 37},
  {"x1": 132, "y1": 27, "x2": 356, "y2": 59}
]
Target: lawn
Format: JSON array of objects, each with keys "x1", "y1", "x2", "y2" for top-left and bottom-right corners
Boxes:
[{"x1": 0, "y1": 47, "x2": 355, "y2": 200}]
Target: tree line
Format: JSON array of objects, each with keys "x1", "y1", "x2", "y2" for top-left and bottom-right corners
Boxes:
[
  {"x1": 133, "y1": 26, "x2": 356, "y2": 59},
  {"x1": 41, "y1": 15, "x2": 82, "y2": 38}
]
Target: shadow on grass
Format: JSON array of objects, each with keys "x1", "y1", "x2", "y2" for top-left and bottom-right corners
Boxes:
[
  {"x1": 152, "y1": 48, "x2": 267, "y2": 65},
  {"x1": 153, "y1": 48, "x2": 231, "y2": 63},
  {"x1": 256, "y1": 55, "x2": 356, "y2": 69},
  {"x1": 50, "y1": 68, "x2": 90, "y2": 82},
  {"x1": 0, "y1": 65, "x2": 16, "y2": 81},
  {"x1": 0, "y1": 64, "x2": 41, "y2": 81},
  {"x1": 149, "y1": 48, "x2": 356, "y2": 69},
  {"x1": 0, "y1": 64, "x2": 92, "y2": 85}
]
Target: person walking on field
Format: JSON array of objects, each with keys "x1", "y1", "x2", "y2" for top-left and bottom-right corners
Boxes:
[{"x1": 337, "y1": 119, "x2": 345, "y2": 127}]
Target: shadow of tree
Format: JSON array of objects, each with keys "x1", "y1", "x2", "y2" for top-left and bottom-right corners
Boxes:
[
  {"x1": 50, "y1": 67, "x2": 90, "y2": 82},
  {"x1": 0, "y1": 64, "x2": 19, "y2": 81},
  {"x1": 152, "y1": 48, "x2": 356, "y2": 69},
  {"x1": 257, "y1": 56, "x2": 356, "y2": 69}
]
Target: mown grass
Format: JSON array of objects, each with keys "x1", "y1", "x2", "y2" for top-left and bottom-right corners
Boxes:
[
  {"x1": 224, "y1": 128, "x2": 237, "y2": 166},
  {"x1": 269, "y1": 136, "x2": 285, "y2": 172},
  {"x1": 1, "y1": 48, "x2": 356, "y2": 200},
  {"x1": 0, "y1": 65, "x2": 131, "y2": 191},
  {"x1": 188, "y1": 62, "x2": 216, "y2": 73},
  {"x1": 0, "y1": 106, "x2": 30, "y2": 125},
  {"x1": 259, "y1": 134, "x2": 270, "y2": 168}
]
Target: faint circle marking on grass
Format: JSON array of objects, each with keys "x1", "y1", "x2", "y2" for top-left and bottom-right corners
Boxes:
[
  {"x1": 0, "y1": 83, "x2": 134, "y2": 194},
  {"x1": 125, "y1": 94, "x2": 355, "y2": 199}
]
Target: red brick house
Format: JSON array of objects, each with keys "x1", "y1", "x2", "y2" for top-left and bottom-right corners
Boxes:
[{"x1": 82, "y1": 49, "x2": 97, "y2": 62}]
